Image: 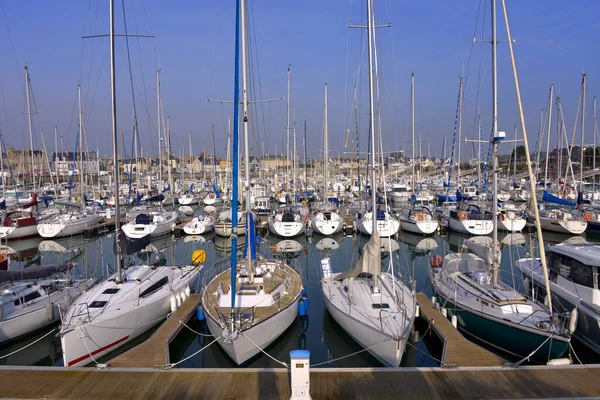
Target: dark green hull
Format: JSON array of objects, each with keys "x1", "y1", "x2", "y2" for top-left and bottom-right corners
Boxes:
[{"x1": 439, "y1": 296, "x2": 569, "y2": 362}]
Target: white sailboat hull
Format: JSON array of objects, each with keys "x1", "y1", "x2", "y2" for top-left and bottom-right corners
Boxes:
[
  {"x1": 0, "y1": 285, "x2": 88, "y2": 344},
  {"x1": 178, "y1": 195, "x2": 199, "y2": 205},
  {"x1": 183, "y1": 217, "x2": 214, "y2": 235},
  {"x1": 310, "y1": 212, "x2": 344, "y2": 236},
  {"x1": 355, "y1": 213, "x2": 399, "y2": 237},
  {"x1": 268, "y1": 219, "x2": 305, "y2": 238},
  {"x1": 37, "y1": 214, "x2": 100, "y2": 238},
  {"x1": 447, "y1": 217, "x2": 493, "y2": 235},
  {"x1": 498, "y1": 217, "x2": 526, "y2": 232},
  {"x1": 538, "y1": 217, "x2": 587, "y2": 235},
  {"x1": 0, "y1": 224, "x2": 38, "y2": 239},
  {"x1": 122, "y1": 212, "x2": 178, "y2": 239},
  {"x1": 61, "y1": 265, "x2": 200, "y2": 367},
  {"x1": 399, "y1": 218, "x2": 438, "y2": 235},
  {"x1": 204, "y1": 295, "x2": 300, "y2": 365},
  {"x1": 321, "y1": 274, "x2": 413, "y2": 367}
]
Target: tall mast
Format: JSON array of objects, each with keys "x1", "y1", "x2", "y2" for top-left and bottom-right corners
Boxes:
[
  {"x1": 188, "y1": 131, "x2": 193, "y2": 181},
  {"x1": 579, "y1": 73, "x2": 586, "y2": 193},
  {"x1": 156, "y1": 69, "x2": 162, "y2": 190},
  {"x1": 324, "y1": 83, "x2": 329, "y2": 199},
  {"x1": 411, "y1": 73, "x2": 415, "y2": 195},
  {"x1": 304, "y1": 120, "x2": 307, "y2": 190},
  {"x1": 166, "y1": 117, "x2": 173, "y2": 197},
  {"x1": 24, "y1": 65, "x2": 36, "y2": 193},
  {"x1": 366, "y1": 0, "x2": 377, "y2": 236},
  {"x1": 286, "y1": 67, "x2": 290, "y2": 193},
  {"x1": 491, "y1": 0, "x2": 499, "y2": 286},
  {"x1": 78, "y1": 83, "x2": 85, "y2": 207},
  {"x1": 109, "y1": 0, "x2": 123, "y2": 282},
  {"x1": 544, "y1": 84, "x2": 554, "y2": 187},
  {"x1": 53, "y1": 125, "x2": 58, "y2": 187},
  {"x1": 229, "y1": 0, "x2": 242, "y2": 321},
  {"x1": 594, "y1": 96, "x2": 597, "y2": 192}
]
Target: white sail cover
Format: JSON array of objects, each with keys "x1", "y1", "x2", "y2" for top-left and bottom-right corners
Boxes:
[
  {"x1": 337, "y1": 232, "x2": 381, "y2": 279},
  {"x1": 463, "y1": 236, "x2": 501, "y2": 267}
]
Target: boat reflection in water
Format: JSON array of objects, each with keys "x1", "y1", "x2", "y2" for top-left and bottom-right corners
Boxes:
[
  {"x1": 264, "y1": 233, "x2": 307, "y2": 260},
  {"x1": 0, "y1": 327, "x2": 61, "y2": 366},
  {"x1": 0, "y1": 237, "x2": 43, "y2": 263},
  {"x1": 500, "y1": 232, "x2": 526, "y2": 247},
  {"x1": 183, "y1": 231, "x2": 215, "y2": 245},
  {"x1": 212, "y1": 233, "x2": 245, "y2": 254},
  {"x1": 311, "y1": 232, "x2": 344, "y2": 252},
  {"x1": 399, "y1": 231, "x2": 438, "y2": 258},
  {"x1": 355, "y1": 232, "x2": 400, "y2": 255}
]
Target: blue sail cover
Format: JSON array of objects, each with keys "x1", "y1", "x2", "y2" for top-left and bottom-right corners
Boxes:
[
  {"x1": 212, "y1": 184, "x2": 220, "y2": 198},
  {"x1": 243, "y1": 212, "x2": 257, "y2": 260},
  {"x1": 542, "y1": 190, "x2": 576, "y2": 207}
]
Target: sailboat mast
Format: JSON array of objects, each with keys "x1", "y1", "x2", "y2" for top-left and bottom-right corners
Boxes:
[
  {"x1": 240, "y1": 0, "x2": 254, "y2": 273},
  {"x1": 491, "y1": 0, "x2": 499, "y2": 286},
  {"x1": 286, "y1": 67, "x2": 290, "y2": 195},
  {"x1": 78, "y1": 83, "x2": 85, "y2": 207},
  {"x1": 24, "y1": 65, "x2": 36, "y2": 193},
  {"x1": 167, "y1": 117, "x2": 173, "y2": 197},
  {"x1": 544, "y1": 85, "x2": 554, "y2": 186},
  {"x1": 411, "y1": 73, "x2": 415, "y2": 195},
  {"x1": 594, "y1": 96, "x2": 597, "y2": 192},
  {"x1": 324, "y1": 83, "x2": 328, "y2": 199},
  {"x1": 156, "y1": 70, "x2": 162, "y2": 190},
  {"x1": 109, "y1": 0, "x2": 122, "y2": 281},
  {"x1": 304, "y1": 120, "x2": 307, "y2": 191},
  {"x1": 366, "y1": 0, "x2": 377, "y2": 235},
  {"x1": 579, "y1": 73, "x2": 586, "y2": 193},
  {"x1": 229, "y1": 0, "x2": 242, "y2": 320},
  {"x1": 188, "y1": 131, "x2": 193, "y2": 181}
]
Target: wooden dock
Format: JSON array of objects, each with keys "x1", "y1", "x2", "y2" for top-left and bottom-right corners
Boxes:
[
  {"x1": 416, "y1": 292, "x2": 506, "y2": 367},
  {"x1": 1, "y1": 365, "x2": 600, "y2": 399},
  {"x1": 108, "y1": 294, "x2": 202, "y2": 368},
  {"x1": 84, "y1": 218, "x2": 123, "y2": 237}
]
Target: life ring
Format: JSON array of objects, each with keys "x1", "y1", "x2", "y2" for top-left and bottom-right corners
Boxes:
[
  {"x1": 430, "y1": 255, "x2": 443, "y2": 269},
  {"x1": 498, "y1": 213, "x2": 505, "y2": 221},
  {"x1": 458, "y1": 211, "x2": 467, "y2": 221},
  {"x1": 584, "y1": 212, "x2": 591, "y2": 222}
]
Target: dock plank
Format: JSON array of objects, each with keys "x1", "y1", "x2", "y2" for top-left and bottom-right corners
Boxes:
[
  {"x1": 108, "y1": 294, "x2": 202, "y2": 368},
  {"x1": 1, "y1": 366, "x2": 600, "y2": 399},
  {"x1": 416, "y1": 292, "x2": 506, "y2": 367}
]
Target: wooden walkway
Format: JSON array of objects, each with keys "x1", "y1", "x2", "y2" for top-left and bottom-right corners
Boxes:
[
  {"x1": 108, "y1": 294, "x2": 202, "y2": 368},
  {"x1": 1, "y1": 365, "x2": 600, "y2": 399},
  {"x1": 416, "y1": 292, "x2": 506, "y2": 367}
]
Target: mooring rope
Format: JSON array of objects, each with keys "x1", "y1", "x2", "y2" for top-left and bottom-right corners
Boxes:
[
  {"x1": 179, "y1": 319, "x2": 214, "y2": 337},
  {"x1": 158, "y1": 334, "x2": 222, "y2": 370},
  {"x1": 0, "y1": 328, "x2": 57, "y2": 360},
  {"x1": 240, "y1": 332, "x2": 288, "y2": 368},
  {"x1": 310, "y1": 337, "x2": 392, "y2": 367}
]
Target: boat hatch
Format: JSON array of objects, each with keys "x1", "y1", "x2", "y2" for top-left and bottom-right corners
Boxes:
[
  {"x1": 89, "y1": 300, "x2": 108, "y2": 308},
  {"x1": 102, "y1": 288, "x2": 120, "y2": 295},
  {"x1": 372, "y1": 303, "x2": 390, "y2": 309}
]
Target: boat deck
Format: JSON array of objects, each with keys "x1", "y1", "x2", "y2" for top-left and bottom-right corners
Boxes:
[
  {"x1": 107, "y1": 294, "x2": 201, "y2": 368},
  {"x1": 1, "y1": 365, "x2": 600, "y2": 399},
  {"x1": 416, "y1": 292, "x2": 506, "y2": 367},
  {"x1": 203, "y1": 260, "x2": 303, "y2": 330}
]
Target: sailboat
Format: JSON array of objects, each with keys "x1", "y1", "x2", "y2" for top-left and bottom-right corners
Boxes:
[
  {"x1": 311, "y1": 83, "x2": 345, "y2": 236},
  {"x1": 201, "y1": 0, "x2": 303, "y2": 365},
  {"x1": 430, "y1": 0, "x2": 571, "y2": 362},
  {"x1": 398, "y1": 73, "x2": 438, "y2": 236},
  {"x1": 321, "y1": 0, "x2": 415, "y2": 367},
  {"x1": 60, "y1": 1, "x2": 203, "y2": 367}
]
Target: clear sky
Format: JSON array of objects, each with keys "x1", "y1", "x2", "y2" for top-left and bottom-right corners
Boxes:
[{"x1": 0, "y1": 0, "x2": 598, "y2": 162}]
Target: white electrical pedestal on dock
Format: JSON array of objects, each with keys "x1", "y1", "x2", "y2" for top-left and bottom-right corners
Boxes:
[{"x1": 289, "y1": 349, "x2": 311, "y2": 400}]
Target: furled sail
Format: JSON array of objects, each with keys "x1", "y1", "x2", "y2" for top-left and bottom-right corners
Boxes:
[{"x1": 337, "y1": 231, "x2": 381, "y2": 279}]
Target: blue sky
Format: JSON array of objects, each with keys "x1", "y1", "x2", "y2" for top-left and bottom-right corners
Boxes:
[{"x1": 0, "y1": 0, "x2": 598, "y2": 162}]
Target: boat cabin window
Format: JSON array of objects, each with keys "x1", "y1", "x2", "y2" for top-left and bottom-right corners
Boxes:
[
  {"x1": 102, "y1": 288, "x2": 120, "y2": 295},
  {"x1": 89, "y1": 300, "x2": 108, "y2": 308},
  {"x1": 548, "y1": 252, "x2": 597, "y2": 289},
  {"x1": 14, "y1": 291, "x2": 41, "y2": 306},
  {"x1": 139, "y1": 276, "x2": 169, "y2": 298},
  {"x1": 372, "y1": 303, "x2": 390, "y2": 309}
]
